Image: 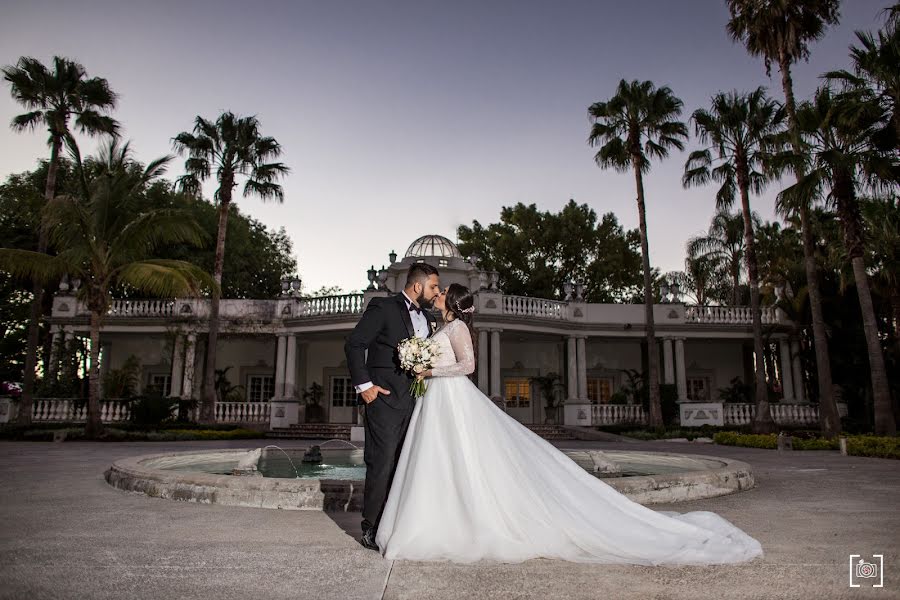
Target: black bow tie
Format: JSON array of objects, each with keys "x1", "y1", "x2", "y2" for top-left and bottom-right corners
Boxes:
[{"x1": 408, "y1": 303, "x2": 422, "y2": 314}]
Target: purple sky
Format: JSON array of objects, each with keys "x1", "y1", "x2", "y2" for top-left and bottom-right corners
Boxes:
[{"x1": 0, "y1": 0, "x2": 890, "y2": 294}]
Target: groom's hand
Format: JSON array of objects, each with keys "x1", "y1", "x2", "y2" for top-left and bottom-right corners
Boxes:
[{"x1": 361, "y1": 385, "x2": 390, "y2": 404}]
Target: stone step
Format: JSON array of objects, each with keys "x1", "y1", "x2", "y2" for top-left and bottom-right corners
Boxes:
[{"x1": 266, "y1": 431, "x2": 352, "y2": 441}]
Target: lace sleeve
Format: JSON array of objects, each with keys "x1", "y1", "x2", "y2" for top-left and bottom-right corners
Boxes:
[{"x1": 430, "y1": 320, "x2": 476, "y2": 377}]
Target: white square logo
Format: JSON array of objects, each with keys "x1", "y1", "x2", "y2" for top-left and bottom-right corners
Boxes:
[{"x1": 849, "y1": 554, "x2": 884, "y2": 588}]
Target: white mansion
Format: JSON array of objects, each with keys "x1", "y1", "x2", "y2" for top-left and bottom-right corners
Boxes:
[{"x1": 34, "y1": 234, "x2": 823, "y2": 430}]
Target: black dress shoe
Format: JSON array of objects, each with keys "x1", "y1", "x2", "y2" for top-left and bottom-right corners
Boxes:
[{"x1": 360, "y1": 528, "x2": 380, "y2": 551}]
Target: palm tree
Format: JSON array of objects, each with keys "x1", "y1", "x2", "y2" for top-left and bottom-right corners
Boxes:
[
  {"x1": 687, "y1": 210, "x2": 757, "y2": 306},
  {"x1": 780, "y1": 87, "x2": 898, "y2": 435},
  {"x1": 683, "y1": 87, "x2": 782, "y2": 434},
  {"x1": 862, "y1": 197, "x2": 900, "y2": 345},
  {"x1": 588, "y1": 80, "x2": 688, "y2": 428},
  {"x1": 0, "y1": 139, "x2": 214, "y2": 437},
  {"x1": 2, "y1": 56, "x2": 118, "y2": 425},
  {"x1": 825, "y1": 11, "x2": 900, "y2": 150},
  {"x1": 173, "y1": 112, "x2": 289, "y2": 424},
  {"x1": 727, "y1": 0, "x2": 842, "y2": 437}
]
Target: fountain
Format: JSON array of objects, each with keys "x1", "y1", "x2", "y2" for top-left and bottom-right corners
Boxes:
[{"x1": 104, "y1": 442, "x2": 757, "y2": 512}]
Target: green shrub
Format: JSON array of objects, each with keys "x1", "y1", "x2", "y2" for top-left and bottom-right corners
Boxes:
[
  {"x1": 713, "y1": 431, "x2": 899, "y2": 459},
  {"x1": 128, "y1": 395, "x2": 178, "y2": 426}
]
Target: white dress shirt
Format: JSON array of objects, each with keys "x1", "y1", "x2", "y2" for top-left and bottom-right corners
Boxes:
[{"x1": 355, "y1": 291, "x2": 429, "y2": 394}]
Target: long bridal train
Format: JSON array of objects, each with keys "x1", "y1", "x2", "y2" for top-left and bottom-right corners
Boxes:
[{"x1": 375, "y1": 319, "x2": 764, "y2": 565}]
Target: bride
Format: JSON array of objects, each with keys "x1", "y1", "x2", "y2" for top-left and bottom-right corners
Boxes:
[{"x1": 374, "y1": 283, "x2": 764, "y2": 565}]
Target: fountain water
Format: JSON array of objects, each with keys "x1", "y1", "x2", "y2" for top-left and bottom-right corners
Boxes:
[{"x1": 262, "y1": 445, "x2": 302, "y2": 478}]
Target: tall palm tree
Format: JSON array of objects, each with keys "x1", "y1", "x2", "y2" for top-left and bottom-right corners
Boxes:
[
  {"x1": 683, "y1": 87, "x2": 782, "y2": 434},
  {"x1": 588, "y1": 80, "x2": 688, "y2": 428},
  {"x1": 173, "y1": 112, "x2": 289, "y2": 424},
  {"x1": 862, "y1": 197, "x2": 900, "y2": 346},
  {"x1": 0, "y1": 139, "x2": 214, "y2": 437},
  {"x1": 780, "y1": 87, "x2": 898, "y2": 435},
  {"x1": 826, "y1": 9, "x2": 900, "y2": 150},
  {"x1": 727, "y1": 0, "x2": 842, "y2": 437},
  {"x1": 2, "y1": 56, "x2": 118, "y2": 426},
  {"x1": 687, "y1": 210, "x2": 758, "y2": 306}
]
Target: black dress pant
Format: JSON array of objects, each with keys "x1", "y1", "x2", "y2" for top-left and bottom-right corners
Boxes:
[{"x1": 360, "y1": 366, "x2": 415, "y2": 533}]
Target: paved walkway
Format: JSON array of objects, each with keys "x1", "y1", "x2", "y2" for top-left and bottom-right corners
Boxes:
[{"x1": 0, "y1": 438, "x2": 896, "y2": 599}]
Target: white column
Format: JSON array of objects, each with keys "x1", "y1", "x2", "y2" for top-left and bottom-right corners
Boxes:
[
  {"x1": 790, "y1": 338, "x2": 805, "y2": 403},
  {"x1": 779, "y1": 338, "x2": 795, "y2": 402},
  {"x1": 181, "y1": 333, "x2": 197, "y2": 400},
  {"x1": 98, "y1": 342, "x2": 112, "y2": 399},
  {"x1": 478, "y1": 329, "x2": 489, "y2": 394},
  {"x1": 489, "y1": 330, "x2": 502, "y2": 401},
  {"x1": 662, "y1": 337, "x2": 675, "y2": 385},
  {"x1": 274, "y1": 334, "x2": 287, "y2": 398},
  {"x1": 284, "y1": 334, "x2": 298, "y2": 398},
  {"x1": 48, "y1": 327, "x2": 61, "y2": 378},
  {"x1": 674, "y1": 337, "x2": 688, "y2": 402},
  {"x1": 169, "y1": 334, "x2": 185, "y2": 399},
  {"x1": 566, "y1": 336, "x2": 578, "y2": 402},
  {"x1": 576, "y1": 336, "x2": 588, "y2": 401}
]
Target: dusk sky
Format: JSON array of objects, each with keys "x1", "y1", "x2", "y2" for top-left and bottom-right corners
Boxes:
[{"x1": 0, "y1": 0, "x2": 890, "y2": 294}]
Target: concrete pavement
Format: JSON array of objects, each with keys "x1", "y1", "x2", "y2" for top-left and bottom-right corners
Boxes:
[{"x1": 0, "y1": 438, "x2": 897, "y2": 599}]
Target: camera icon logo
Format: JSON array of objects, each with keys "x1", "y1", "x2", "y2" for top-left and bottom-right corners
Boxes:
[{"x1": 849, "y1": 555, "x2": 884, "y2": 588}]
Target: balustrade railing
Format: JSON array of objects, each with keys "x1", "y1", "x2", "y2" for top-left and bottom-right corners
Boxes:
[
  {"x1": 503, "y1": 295, "x2": 568, "y2": 320},
  {"x1": 15, "y1": 398, "x2": 270, "y2": 425},
  {"x1": 107, "y1": 299, "x2": 175, "y2": 317},
  {"x1": 215, "y1": 401, "x2": 271, "y2": 424},
  {"x1": 684, "y1": 305, "x2": 778, "y2": 325},
  {"x1": 76, "y1": 293, "x2": 789, "y2": 331},
  {"x1": 591, "y1": 404, "x2": 647, "y2": 425},
  {"x1": 298, "y1": 294, "x2": 365, "y2": 316},
  {"x1": 581, "y1": 401, "x2": 824, "y2": 427},
  {"x1": 31, "y1": 398, "x2": 131, "y2": 422},
  {"x1": 723, "y1": 402, "x2": 820, "y2": 427}
]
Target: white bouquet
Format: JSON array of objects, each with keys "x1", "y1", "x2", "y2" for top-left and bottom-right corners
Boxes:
[{"x1": 398, "y1": 336, "x2": 441, "y2": 398}]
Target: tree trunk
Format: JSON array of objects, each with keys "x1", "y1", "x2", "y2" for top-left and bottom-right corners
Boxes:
[
  {"x1": 834, "y1": 173, "x2": 895, "y2": 435},
  {"x1": 778, "y1": 54, "x2": 840, "y2": 437},
  {"x1": 850, "y1": 256, "x2": 895, "y2": 435},
  {"x1": 85, "y1": 308, "x2": 104, "y2": 439},
  {"x1": 199, "y1": 191, "x2": 231, "y2": 424},
  {"x1": 18, "y1": 136, "x2": 62, "y2": 426},
  {"x1": 632, "y1": 161, "x2": 662, "y2": 428},
  {"x1": 731, "y1": 262, "x2": 740, "y2": 307},
  {"x1": 738, "y1": 175, "x2": 777, "y2": 434}
]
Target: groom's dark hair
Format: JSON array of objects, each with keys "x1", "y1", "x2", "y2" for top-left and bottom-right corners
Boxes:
[{"x1": 405, "y1": 262, "x2": 439, "y2": 287}]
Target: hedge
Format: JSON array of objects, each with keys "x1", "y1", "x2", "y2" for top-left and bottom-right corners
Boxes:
[{"x1": 713, "y1": 431, "x2": 900, "y2": 459}]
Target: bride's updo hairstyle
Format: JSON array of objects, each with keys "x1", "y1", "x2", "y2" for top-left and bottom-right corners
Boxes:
[{"x1": 443, "y1": 283, "x2": 478, "y2": 373}]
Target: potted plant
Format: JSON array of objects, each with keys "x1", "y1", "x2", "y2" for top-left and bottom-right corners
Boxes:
[
  {"x1": 303, "y1": 382, "x2": 325, "y2": 423},
  {"x1": 531, "y1": 373, "x2": 564, "y2": 425},
  {"x1": 214, "y1": 367, "x2": 245, "y2": 403}
]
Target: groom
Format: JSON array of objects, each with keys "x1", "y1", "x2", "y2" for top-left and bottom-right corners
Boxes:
[{"x1": 344, "y1": 262, "x2": 441, "y2": 551}]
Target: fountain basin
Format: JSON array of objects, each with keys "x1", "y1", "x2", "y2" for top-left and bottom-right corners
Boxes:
[{"x1": 104, "y1": 445, "x2": 756, "y2": 511}]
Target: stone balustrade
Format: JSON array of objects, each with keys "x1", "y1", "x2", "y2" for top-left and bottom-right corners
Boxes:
[
  {"x1": 0, "y1": 398, "x2": 271, "y2": 425},
  {"x1": 298, "y1": 294, "x2": 365, "y2": 316},
  {"x1": 684, "y1": 305, "x2": 778, "y2": 325},
  {"x1": 55, "y1": 293, "x2": 785, "y2": 328},
  {"x1": 215, "y1": 401, "x2": 271, "y2": 424},
  {"x1": 31, "y1": 398, "x2": 132, "y2": 422},
  {"x1": 592, "y1": 403, "x2": 647, "y2": 426},
  {"x1": 502, "y1": 295, "x2": 569, "y2": 320},
  {"x1": 562, "y1": 401, "x2": 844, "y2": 428}
]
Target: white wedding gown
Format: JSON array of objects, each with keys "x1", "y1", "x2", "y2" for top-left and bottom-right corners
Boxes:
[{"x1": 375, "y1": 319, "x2": 764, "y2": 565}]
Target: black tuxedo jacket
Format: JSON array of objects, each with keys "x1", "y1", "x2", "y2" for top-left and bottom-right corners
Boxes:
[{"x1": 344, "y1": 293, "x2": 436, "y2": 407}]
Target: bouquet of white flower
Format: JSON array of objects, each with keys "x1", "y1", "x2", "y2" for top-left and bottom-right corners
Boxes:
[{"x1": 398, "y1": 336, "x2": 441, "y2": 398}]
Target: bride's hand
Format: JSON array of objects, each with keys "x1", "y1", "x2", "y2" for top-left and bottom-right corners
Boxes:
[{"x1": 416, "y1": 370, "x2": 432, "y2": 381}]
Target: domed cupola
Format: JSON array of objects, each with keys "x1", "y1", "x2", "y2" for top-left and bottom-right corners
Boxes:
[{"x1": 404, "y1": 234, "x2": 462, "y2": 259}]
